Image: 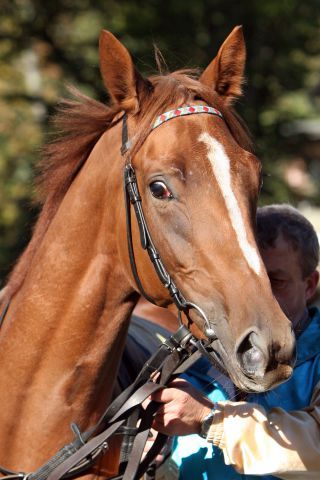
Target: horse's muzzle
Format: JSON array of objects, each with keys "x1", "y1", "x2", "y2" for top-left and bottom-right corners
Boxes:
[{"x1": 236, "y1": 329, "x2": 296, "y2": 381}]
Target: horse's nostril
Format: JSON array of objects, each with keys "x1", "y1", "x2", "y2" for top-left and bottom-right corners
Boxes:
[
  {"x1": 237, "y1": 331, "x2": 267, "y2": 377},
  {"x1": 242, "y1": 346, "x2": 264, "y2": 373}
]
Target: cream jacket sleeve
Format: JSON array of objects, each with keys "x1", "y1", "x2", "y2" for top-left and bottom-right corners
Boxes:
[{"x1": 207, "y1": 380, "x2": 320, "y2": 479}]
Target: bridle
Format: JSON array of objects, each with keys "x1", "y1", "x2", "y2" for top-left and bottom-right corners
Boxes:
[
  {"x1": 122, "y1": 104, "x2": 224, "y2": 339},
  {"x1": 0, "y1": 104, "x2": 227, "y2": 480}
]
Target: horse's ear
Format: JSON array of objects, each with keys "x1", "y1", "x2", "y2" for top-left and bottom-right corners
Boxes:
[
  {"x1": 200, "y1": 26, "x2": 246, "y2": 105},
  {"x1": 99, "y1": 30, "x2": 151, "y2": 112}
]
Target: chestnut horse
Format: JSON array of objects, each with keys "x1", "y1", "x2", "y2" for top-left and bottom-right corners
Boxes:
[{"x1": 0, "y1": 27, "x2": 295, "y2": 478}]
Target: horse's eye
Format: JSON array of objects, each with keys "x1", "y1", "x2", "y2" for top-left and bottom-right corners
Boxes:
[{"x1": 149, "y1": 181, "x2": 173, "y2": 200}]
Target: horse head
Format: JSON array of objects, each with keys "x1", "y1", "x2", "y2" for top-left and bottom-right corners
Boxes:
[{"x1": 99, "y1": 27, "x2": 295, "y2": 393}]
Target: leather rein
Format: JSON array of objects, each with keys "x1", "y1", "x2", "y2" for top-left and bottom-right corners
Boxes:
[{"x1": 0, "y1": 104, "x2": 227, "y2": 480}]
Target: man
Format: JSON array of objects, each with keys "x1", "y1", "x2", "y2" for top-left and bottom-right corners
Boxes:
[{"x1": 148, "y1": 204, "x2": 320, "y2": 479}]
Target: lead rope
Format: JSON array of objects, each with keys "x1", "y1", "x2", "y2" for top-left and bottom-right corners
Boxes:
[
  {"x1": 43, "y1": 325, "x2": 198, "y2": 480},
  {"x1": 0, "y1": 299, "x2": 200, "y2": 480}
]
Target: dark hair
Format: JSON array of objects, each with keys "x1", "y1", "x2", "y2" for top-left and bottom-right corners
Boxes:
[{"x1": 256, "y1": 204, "x2": 319, "y2": 278}]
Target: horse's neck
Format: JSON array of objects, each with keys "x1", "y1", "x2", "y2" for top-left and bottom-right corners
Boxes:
[{"x1": 0, "y1": 127, "x2": 136, "y2": 470}]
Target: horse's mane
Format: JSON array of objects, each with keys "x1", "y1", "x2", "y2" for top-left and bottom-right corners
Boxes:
[{"x1": 3, "y1": 70, "x2": 253, "y2": 301}]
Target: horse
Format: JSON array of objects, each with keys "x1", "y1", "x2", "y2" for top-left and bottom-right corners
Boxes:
[{"x1": 0, "y1": 26, "x2": 295, "y2": 478}]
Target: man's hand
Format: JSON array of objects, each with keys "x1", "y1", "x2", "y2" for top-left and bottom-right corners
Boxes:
[{"x1": 149, "y1": 378, "x2": 214, "y2": 436}]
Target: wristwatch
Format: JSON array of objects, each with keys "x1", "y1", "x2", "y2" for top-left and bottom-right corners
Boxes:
[{"x1": 199, "y1": 406, "x2": 216, "y2": 439}]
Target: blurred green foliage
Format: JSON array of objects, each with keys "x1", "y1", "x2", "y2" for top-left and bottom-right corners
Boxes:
[{"x1": 1, "y1": 0, "x2": 320, "y2": 284}]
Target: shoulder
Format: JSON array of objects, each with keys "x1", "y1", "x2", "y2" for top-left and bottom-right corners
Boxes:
[
  {"x1": 296, "y1": 307, "x2": 320, "y2": 365},
  {"x1": 309, "y1": 305, "x2": 320, "y2": 323},
  {"x1": 128, "y1": 314, "x2": 171, "y2": 350}
]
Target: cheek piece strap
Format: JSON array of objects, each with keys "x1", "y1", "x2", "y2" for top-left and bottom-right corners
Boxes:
[{"x1": 121, "y1": 105, "x2": 223, "y2": 341}]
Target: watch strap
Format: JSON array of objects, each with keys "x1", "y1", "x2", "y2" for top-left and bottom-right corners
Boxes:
[{"x1": 199, "y1": 405, "x2": 216, "y2": 439}]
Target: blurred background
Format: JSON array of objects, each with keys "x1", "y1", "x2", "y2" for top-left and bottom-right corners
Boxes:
[{"x1": 1, "y1": 0, "x2": 320, "y2": 287}]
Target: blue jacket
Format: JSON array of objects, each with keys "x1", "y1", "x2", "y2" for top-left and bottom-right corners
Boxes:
[{"x1": 170, "y1": 306, "x2": 320, "y2": 480}]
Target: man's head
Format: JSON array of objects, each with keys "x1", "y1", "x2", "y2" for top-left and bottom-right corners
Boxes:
[{"x1": 256, "y1": 204, "x2": 319, "y2": 331}]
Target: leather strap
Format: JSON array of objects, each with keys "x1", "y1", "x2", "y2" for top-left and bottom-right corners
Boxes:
[
  {"x1": 123, "y1": 163, "x2": 187, "y2": 310},
  {"x1": 47, "y1": 382, "x2": 164, "y2": 480}
]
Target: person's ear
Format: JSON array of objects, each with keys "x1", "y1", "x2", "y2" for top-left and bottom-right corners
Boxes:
[{"x1": 305, "y1": 270, "x2": 319, "y2": 302}]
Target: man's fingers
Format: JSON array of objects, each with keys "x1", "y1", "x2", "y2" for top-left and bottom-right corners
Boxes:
[
  {"x1": 152, "y1": 412, "x2": 167, "y2": 434},
  {"x1": 151, "y1": 381, "x2": 193, "y2": 403},
  {"x1": 142, "y1": 385, "x2": 166, "y2": 409},
  {"x1": 144, "y1": 379, "x2": 190, "y2": 407},
  {"x1": 151, "y1": 387, "x2": 176, "y2": 403},
  {"x1": 167, "y1": 377, "x2": 189, "y2": 388},
  {"x1": 150, "y1": 390, "x2": 163, "y2": 402}
]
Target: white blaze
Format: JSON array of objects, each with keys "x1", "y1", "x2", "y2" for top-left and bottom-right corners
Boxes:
[{"x1": 199, "y1": 132, "x2": 261, "y2": 275}]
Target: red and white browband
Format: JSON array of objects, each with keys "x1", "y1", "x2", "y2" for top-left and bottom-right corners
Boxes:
[
  {"x1": 152, "y1": 104, "x2": 223, "y2": 130},
  {"x1": 121, "y1": 105, "x2": 223, "y2": 154}
]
